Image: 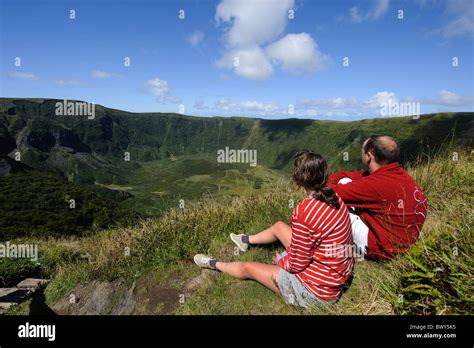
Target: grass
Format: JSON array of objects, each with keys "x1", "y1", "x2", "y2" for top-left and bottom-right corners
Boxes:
[
  {"x1": 0, "y1": 171, "x2": 138, "y2": 241},
  {"x1": 393, "y1": 149, "x2": 473, "y2": 314},
  {"x1": 5, "y1": 148, "x2": 472, "y2": 315},
  {"x1": 116, "y1": 156, "x2": 288, "y2": 216}
]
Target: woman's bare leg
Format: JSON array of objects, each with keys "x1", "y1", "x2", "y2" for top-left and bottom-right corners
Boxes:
[
  {"x1": 248, "y1": 221, "x2": 292, "y2": 248},
  {"x1": 216, "y1": 261, "x2": 281, "y2": 293}
]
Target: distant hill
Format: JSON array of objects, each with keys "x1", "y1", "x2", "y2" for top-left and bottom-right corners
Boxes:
[
  {"x1": 1, "y1": 98, "x2": 472, "y2": 176},
  {"x1": 0, "y1": 98, "x2": 472, "y2": 216}
]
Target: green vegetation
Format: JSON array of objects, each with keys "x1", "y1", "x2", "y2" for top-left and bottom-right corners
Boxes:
[
  {"x1": 0, "y1": 98, "x2": 473, "y2": 194},
  {"x1": 1, "y1": 98, "x2": 472, "y2": 217},
  {"x1": 1, "y1": 98, "x2": 472, "y2": 315},
  {"x1": 5, "y1": 149, "x2": 465, "y2": 315},
  {"x1": 118, "y1": 157, "x2": 288, "y2": 215},
  {"x1": 0, "y1": 239, "x2": 83, "y2": 287},
  {"x1": 0, "y1": 171, "x2": 138, "y2": 241},
  {"x1": 393, "y1": 150, "x2": 473, "y2": 314}
]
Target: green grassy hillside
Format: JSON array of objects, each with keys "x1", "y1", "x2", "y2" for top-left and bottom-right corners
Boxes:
[
  {"x1": 117, "y1": 157, "x2": 288, "y2": 215},
  {"x1": 5, "y1": 148, "x2": 470, "y2": 315},
  {"x1": 1, "y1": 98, "x2": 472, "y2": 217},
  {"x1": 1, "y1": 98, "x2": 472, "y2": 174}
]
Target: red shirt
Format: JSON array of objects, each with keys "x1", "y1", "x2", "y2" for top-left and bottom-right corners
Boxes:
[
  {"x1": 328, "y1": 162, "x2": 428, "y2": 260},
  {"x1": 278, "y1": 195, "x2": 354, "y2": 301}
]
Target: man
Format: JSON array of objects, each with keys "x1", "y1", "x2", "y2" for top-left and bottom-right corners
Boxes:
[{"x1": 328, "y1": 135, "x2": 428, "y2": 260}]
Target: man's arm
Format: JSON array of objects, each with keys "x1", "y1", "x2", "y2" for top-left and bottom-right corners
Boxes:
[
  {"x1": 331, "y1": 177, "x2": 380, "y2": 208},
  {"x1": 328, "y1": 170, "x2": 366, "y2": 187}
]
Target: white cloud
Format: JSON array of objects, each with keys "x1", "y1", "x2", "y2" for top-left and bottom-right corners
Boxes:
[
  {"x1": 144, "y1": 78, "x2": 169, "y2": 97},
  {"x1": 196, "y1": 98, "x2": 282, "y2": 116},
  {"x1": 442, "y1": 0, "x2": 474, "y2": 37},
  {"x1": 215, "y1": 99, "x2": 280, "y2": 115},
  {"x1": 430, "y1": 90, "x2": 474, "y2": 106},
  {"x1": 215, "y1": 0, "x2": 294, "y2": 47},
  {"x1": 402, "y1": 90, "x2": 474, "y2": 107},
  {"x1": 266, "y1": 33, "x2": 330, "y2": 74},
  {"x1": 413, "y1": 0, "x2": 473, "y2": 38},
  {"x1": 144, "y1": 78, "x2": 181, "y2": 103},
  {"x1": 296, "y1": 90, "x2": 473, "y2": 118},
  {"x1": 92, "y1": 70, "x2": 121, "y2": 79},
  {"x1": 193, "y1": 90, "x2": 473, "y2": 119},
  {"x1": 187, "y1": 30, "x2": 205, "y2": 47},
  {"x1": 350, "y1": 0, "x2": 389, "y2": 23},
  {"x1": 235, "y1": 100, "x2": 281, "y2": 114},
  {"x1": 367, "y1": 91, "x2": 398, "y2": 108},
  {"x1": 216, "y1": 46, "x2": 274, "y2": 80},
  {"x1": 8, "y1": 71, "x2": 37, "y2": 80},
  {"x1": 297, "y1": 92, "x2": 398, "y2": 110},
  {"x1": 214, "y1": 0, "x2": 328, "y2": 80},
  {"x1": 55, "y1": 79, "x2": 81, "y2": 87},
  {"x1": 296, "y1": 91, "x2": 401, "y2": 117}
]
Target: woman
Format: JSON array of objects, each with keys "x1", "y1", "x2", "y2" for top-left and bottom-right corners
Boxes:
[{"x1": 194, "y1": 150, "x2": 354, "y2": 308}]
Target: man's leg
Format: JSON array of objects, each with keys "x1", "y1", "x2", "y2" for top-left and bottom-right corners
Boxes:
[
  {"x1": 338, "y1": 177, "x2": 369, "y2": 259},
  {"x1": 248, "y1": 221, "x2": 292, "y2": 248},
  {"x1": 215, "y1": 261, "x2": 281, "y2": 293},
  {"x1": 348, "y1": 212, "x2": 369, "y2": 260}
]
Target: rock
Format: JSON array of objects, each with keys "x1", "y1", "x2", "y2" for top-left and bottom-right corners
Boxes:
[
  {"x1": 0, "y1": 156, "x2": 31, "y2": 176},
  {"x1": 131, "y1": 272, "x2": 182, "y2": 315},
  {"x1": 51, "y1": 278, "x2": 135, "y2": 315},
  {"x1": 0, "y1": 157, "x2": 11, "y2": 176},
  {"x1": 0, "y1": 302, "x2": 14, "y2": 310},
  {"x1": 185, "y1": 269, "x2": 214, "y2": 292},
  {"x1": 7, "y1": 107, "x2": 16, "y2": 115},
  {"x1": 0, "y1": 288, "x2": 29, "y2": 303},
  {"x1": 0, "y1": 302, "x2": 15, "y2": 310},
  {"x1": 52, "y1": 129, "x2": 91, "y2": 153},
  {"x1": 0, "y1": 130, "x2": 16, "y2": 157},
  {"x1": 0, "y1": 280, "x2": 51, "y2": 315},
  {"x1": 51, "y1": 268, "x2": 217, "y2": 315},
  {"x1": 110, "y1": 281, "x2": 136, "y2": 315},
  {"x1": 16, "y1": 278, "x2": 49, "y2": 290},
  {"x1": 0, "y1": 302, "x2": 15, "y2": 315},
  {"x1": 77, "y1": 281, "x2": 120, "y2": 315}
]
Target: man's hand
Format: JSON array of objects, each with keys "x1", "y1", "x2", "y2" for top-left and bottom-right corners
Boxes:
[{"x1": 272, "y1": 251, "x2": 281, "y2": 265}]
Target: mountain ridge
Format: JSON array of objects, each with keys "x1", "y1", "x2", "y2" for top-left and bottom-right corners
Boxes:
[
  {"x1": 1, "y1": 97, "x2": 472, "y2": 215},
  {"x1": 2, "y1": 98, "x2": 472, "y2": 168}
]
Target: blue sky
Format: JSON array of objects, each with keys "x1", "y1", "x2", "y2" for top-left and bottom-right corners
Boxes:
[{"x1": 1, "y1": 0, "x2": 473, "y2": 120}]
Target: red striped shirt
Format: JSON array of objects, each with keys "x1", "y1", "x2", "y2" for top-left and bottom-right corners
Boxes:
[{"x1": 278, "y1": 194, "x2": 354, "y2": 301}]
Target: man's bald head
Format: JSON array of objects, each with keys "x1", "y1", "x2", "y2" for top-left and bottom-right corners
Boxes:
[{"x1": 362, "y1": 135, "x2": 399, "y2": 165}]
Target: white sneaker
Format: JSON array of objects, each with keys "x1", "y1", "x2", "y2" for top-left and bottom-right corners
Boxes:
[
  {"x1": 193, "y1": 254, "x2": 217, "y2": 270},
  {"x1": 230, "y1": 233, "x2": 249, "y2": 252}
]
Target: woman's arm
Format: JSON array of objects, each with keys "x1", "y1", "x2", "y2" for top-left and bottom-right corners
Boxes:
[{"x1": 277, "y1": 220, "x2": 315, "y2": 273}]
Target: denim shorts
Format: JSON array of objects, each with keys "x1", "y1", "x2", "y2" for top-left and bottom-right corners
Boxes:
[{"x1": 276, "y1": 251, "x2": 336, "y2": 308}]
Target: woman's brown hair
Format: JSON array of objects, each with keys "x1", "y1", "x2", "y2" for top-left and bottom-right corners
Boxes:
[{"x1": 293, "y1": 150, "x2": 340, "y2": 209}]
